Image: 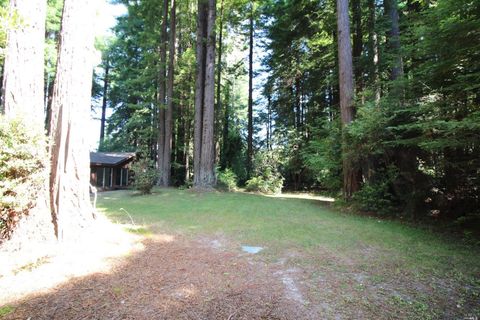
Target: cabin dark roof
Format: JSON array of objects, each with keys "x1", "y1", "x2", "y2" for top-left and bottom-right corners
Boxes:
[{"x1": 90, "y1": 152, "x2": 135, "y2": 166}]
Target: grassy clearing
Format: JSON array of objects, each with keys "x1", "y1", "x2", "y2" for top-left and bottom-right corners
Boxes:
[
  {"x1": 98, "y1": 188, "x2": 480, "y2": 318},
  {"x1": 98, "y1": 188, "x2": 477, "y2": 270}
]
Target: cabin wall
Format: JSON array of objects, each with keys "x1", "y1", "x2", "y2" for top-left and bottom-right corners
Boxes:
[{"x1": 90, "y1": 164, "x2": 131, "y2": 190}]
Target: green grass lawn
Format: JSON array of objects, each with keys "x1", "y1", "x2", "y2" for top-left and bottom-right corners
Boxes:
[
  {"x1": 97, "y1": 188, "x2": 480, "y2": 318},
  {"x1": 98, "y1": 188, "x2": 477, "y2": 268}
]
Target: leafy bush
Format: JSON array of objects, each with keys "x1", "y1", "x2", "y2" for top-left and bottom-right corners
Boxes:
[
  {"x1": 245, "y1": 176, "x2": 267, "y2": 193},
  {"x1": 245, "y1": 150, "x2": 284, "y2": 194},
  {"x1": 353, "y1": 166, "x2": 398, "y2": 215},
  {"x1": 178, "y1": 179, "x2": 193, "y2": 190},
  {"x1": 300, "y1": 119, "x2": 343, "y2": 193},
  {"x1": 216, "y1": 168, "x2": 238, "y2": 192},
  {"x1": 0, "y1": 116, "x2": 48, "y2": 241},
  {"x1": 131, "y1": 157, "x2": 157, "y2": 194},
  {"x1": 246, "y1": 167, "x2": 284, "y2": 194}
]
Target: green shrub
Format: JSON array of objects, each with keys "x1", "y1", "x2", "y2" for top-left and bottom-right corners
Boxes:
[
  {"x1": 246, "y1": 167, "x2": 284, "y2": 194},
  {"x1": 245, "y1": 176, "x2": 267, "y2": 193},
  {"x1": 246, "y1": 151, "x2": 284, "y2": 194},
  {"x1": 216, "y1": 168, "x2": 238, "y2": 192},
  {"x1": 353, "y1": 166, "x2": 398, "y2": 215},
  {"x1": 178, "y1": 179, "x2": 193, "y2": 190},
  {"x1": 0, "y1": 116, "x2": 48, "y2": 241},
  {"x1": 131, "y1": 157, "x2": 157, "y2": 194},
  {"x1": 301, "y1": 120, "x2": 343, "y2": 193}
]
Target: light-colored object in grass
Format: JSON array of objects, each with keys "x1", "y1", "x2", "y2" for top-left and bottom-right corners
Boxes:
[
  {"x1": 242, "y1": 245, "x2": 263, "y2": 254},
  {"x1": 120, "y1": 207, "x2": 136, "y2": 226}
]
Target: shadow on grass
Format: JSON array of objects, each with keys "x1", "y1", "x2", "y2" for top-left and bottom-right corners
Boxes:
[{"x1": 2, "y1": 236, "x2": 305, "y2": 320}]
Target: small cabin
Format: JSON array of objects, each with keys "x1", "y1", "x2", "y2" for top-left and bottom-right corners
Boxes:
[{"x1": 90, "y1": 152, "x2": 135, "y2": 190}]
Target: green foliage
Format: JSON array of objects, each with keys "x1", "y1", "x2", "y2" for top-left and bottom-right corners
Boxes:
[
  {"x1": 353, "y1": 166, "x2": 399, "y2": 215},
  {"x1": 97, "y1": 0, "x2": 479, "y2": 226},
  {"x1": 0, "y1": 3, "x2": 23, "y2": 62},
  {"x1": 0, "y1": 116, "x2": 48, "y2": 241},
  {"x1": 302, "y1": 120, "x2": 343, "y2": 193},
  {"x1": 245, "y1": 170, "x2": 283, "y2": 194},
  {"x1": 245, "y1": 175, "x2": 281, "y2": 194},
  {"x1": 131, "y1": 157, "x2": 157, "y2": 195},
  {"x1": 216, "y1": 168, "x2": 238, "y2": 192},
  {"x1": 245, "y1": 150, "x2": 284, "y2": 194}
]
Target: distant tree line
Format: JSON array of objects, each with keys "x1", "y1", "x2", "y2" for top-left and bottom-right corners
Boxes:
[{"x1": 96, "y1": 0, "x2": 479, "y2": 229}]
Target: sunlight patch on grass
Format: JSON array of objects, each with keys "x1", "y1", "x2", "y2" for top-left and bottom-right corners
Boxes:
[
  {"x1": 264, "y1": 192, "x2": 335, "y2": 202},
  {"x1": 124, "y1": 226, "x2": 152, "y2": 236}
]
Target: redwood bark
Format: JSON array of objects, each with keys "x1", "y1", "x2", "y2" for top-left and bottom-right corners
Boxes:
[
  {"x1": 2, "y1": 0, "x2": 46, "y2": 119},
  {"x1": 385, "y1": 0, "x2": 403, "y2": 80},
  {"x1": 215, "y1": 0, "x2": 224, "y2": 155},
  {"x1": 193, "y1": 0, "x2": 207, "y2": 186},
  {"x1": 193, "y1": 0, "x2": 216, "y2": 188},
  {"x1": 49, "y1": 0, "x2": 96, "y2": 240},
  {"x1": 247, "y1": 2, "x2": 254, "y2": 178},
  {"x1": 198, "y1": 0, "x2": 216, "y2": 187},
  {"x1": 157, "y1": 0, "x2": 169, "y2": 185},
  {"x1": 352, "y1": 0, "x2": 363, "y2": 91},
  {"x1": 336, "y1": 0, "x2": 360, "y2": 199},
  {"x1": 0, "y1": 0, "x2": 54, "y2": 247},
  {"x1": 162, "y1": 0, "x2": 176, "y2": 186}
]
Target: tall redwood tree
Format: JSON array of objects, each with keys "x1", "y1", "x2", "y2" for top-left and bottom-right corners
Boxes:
[
  {"x1": 1, "y1": 0, "x2": 46, "y2": 119},
  {"x1": 193, "y1": 0, "x2": 216, "y2": 188},
  {"x1": 0, "y1": 0, "x2": 54, "y2": 245},
  {"x1": 49, "y1": 0, "x2": 96, "y2": 240},
  {"x1": 336, "y1": 0, "x2": 360, "y2": 199}
]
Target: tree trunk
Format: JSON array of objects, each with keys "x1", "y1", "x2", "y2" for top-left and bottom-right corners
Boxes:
[
  {"x1": 247, "y1": 2, "x2": 254, "y2": 178},
  {"x1": 2, "y1": 0, "x2": 45, "y2": 119},
  {"x1": 198, "y1": 0, "x2": 216, "y2": 187},
  {"x1": 336, "y1": 0, "x2": 360, "y2": 199},
  {"x1": 220, "y1": 84, "x2": 230, "y2": 169},
  {"x1": 193, "y1": 0, "x2": 216, "y2": 188},
  {"x1": 157, "y1": 0, "x2": 169, "y2": 185},
  {"x1": 367, "y1": 0, "x2": 381, "y2": 103},
  {"x1": 49, "y1": 0, "x2": 96, "y2": 240},
  {"x1": 352, "y1": 0, "x2": 363, "y2": 92},
  {"x1": 162, "y1": 0, "x2": 176, "y2": 186},
  {"x1": 215, "y1": 0, "x2": 224, "y2": 156},
  {"x1": 99, "y1": 59, "x2": 109, "y2": 148},
  {"x1": 0, "y1": 0, "x2": 55, "y2": 248},
  {"x1": 384, "y1": 0, "x2": 403, "y2": 80},
  {"x1": 175, "y1": 12, "x2": 187, "y2": 185},
  {"x1": 193, "y1": 0, "x2": 207, "y2": 186}
]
